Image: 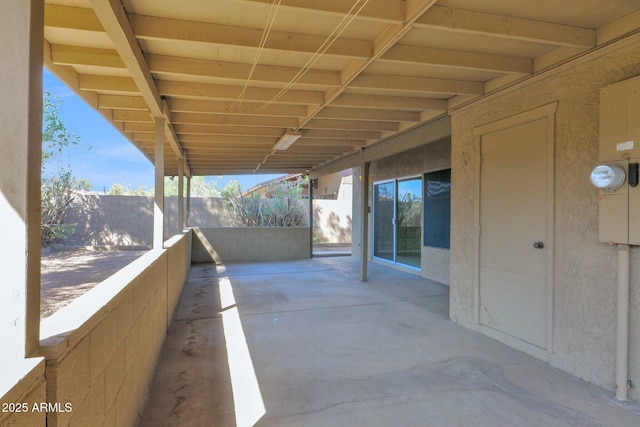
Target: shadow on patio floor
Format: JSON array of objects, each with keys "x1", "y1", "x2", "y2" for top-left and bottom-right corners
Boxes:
[{"x1": 139, "y1": 257, "x2": 640, "y2": 427}]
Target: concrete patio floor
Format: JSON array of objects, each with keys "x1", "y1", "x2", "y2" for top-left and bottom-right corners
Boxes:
[{"x1": 139, "y1": 257, "x2": 640, "y2": 426}]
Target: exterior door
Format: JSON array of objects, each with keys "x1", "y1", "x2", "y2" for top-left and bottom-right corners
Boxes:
[
  {"x1": 396, "y1": 177, "x2": 422, "y2": 268},
  {"x1": 479, "y1": 117, "x2": 551, "y2": 349},
  {"x1": 373, "y1": 181, "x2": 395, "y2": 261}
]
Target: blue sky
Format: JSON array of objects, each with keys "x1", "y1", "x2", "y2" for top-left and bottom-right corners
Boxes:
[{"x1": 44, "y1": 69, "x2": 281, "y2": 192}]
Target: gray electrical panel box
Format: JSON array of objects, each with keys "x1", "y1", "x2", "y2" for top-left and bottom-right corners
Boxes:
[{"x1": 598, "y1": 75, "x2": 640, "y2": 244}]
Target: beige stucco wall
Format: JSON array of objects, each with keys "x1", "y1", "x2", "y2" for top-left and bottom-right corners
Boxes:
[
  {"x1": 24, "y1": 231, "x2": 192, "y2": 426},
  {"x1": 351, "y1": 166, "x2": 363, "y2": 258},
  {"x1": 450, "y1": 39, "x2": 640, "y2": 399},
  {"x1": 313, "y1": 199, "x2": 352, "y2": 243},
  {"x1": 364, "y1": 138, "x2": 451, "y2": 285},
  {"x1": 192, "y1": 227, "x2": 311, "y2": 263},
  {"x1": 315, "y1": 169, "x2": 352, "y2": 199}
]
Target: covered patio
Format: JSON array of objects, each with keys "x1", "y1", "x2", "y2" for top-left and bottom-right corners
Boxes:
[
  {"x1": 3, "y1": 1, "x2": 640, "y2": 426},
  {"x1": 141, "y1": 257, "x2": 640, "y2": 426}
]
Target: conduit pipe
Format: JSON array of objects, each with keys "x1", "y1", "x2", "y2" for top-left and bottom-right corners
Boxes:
[{"x1": 616, "y1": 243, "x2": 630, "y2": 401}]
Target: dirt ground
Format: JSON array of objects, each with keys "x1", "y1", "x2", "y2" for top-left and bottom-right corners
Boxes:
[
  {"x1": 41, "y1": 249, "x2": 148, "y2": 318},
  {"x1": 40, "y1": 244, "x2": 350, "y2": 319}
]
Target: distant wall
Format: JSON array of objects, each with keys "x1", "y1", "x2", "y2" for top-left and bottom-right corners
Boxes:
[
  {"x1": 313, "y1": 200, "x2": 352, "y2": 243},
  {"x1": 192, "y1": 227, "x2": 311, "y2": 263},
  {"x1": 62, "y1": 195, "x2": 228, "y2": 246},
  {"x1": 62, "y1": 195, "x2": 353, "y2": 246},
  {"x1": 63, "y1": 194, "x2": 154, "y2": 246}
]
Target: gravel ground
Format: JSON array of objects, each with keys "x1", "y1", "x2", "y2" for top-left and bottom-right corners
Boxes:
[{"x1": 41, "y1": 249, "x2": 148, "y2": 318}]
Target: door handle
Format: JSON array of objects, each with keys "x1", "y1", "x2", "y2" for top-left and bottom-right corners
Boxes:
[{"x1": 533, "y1": 242, "x2": 544, "y2": 249}]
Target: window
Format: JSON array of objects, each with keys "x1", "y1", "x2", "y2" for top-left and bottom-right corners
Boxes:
[{"x1": 423, "y1": 169, "x2": 451, "y2": 249}]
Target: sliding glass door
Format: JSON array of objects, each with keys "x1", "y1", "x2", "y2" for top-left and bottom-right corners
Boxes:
[
  {"x1": 373, "y1": 181, "x2": 395, "y2": 261},
  {"x1": 373, "y1": 177, "x2": 422, "y2": 269},
  {"x1": 396, "y1": 177, "x2": 422, "y2": 268}
]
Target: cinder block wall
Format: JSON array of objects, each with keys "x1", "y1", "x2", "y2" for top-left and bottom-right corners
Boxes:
[
  {"x1": 63, "y1": 194, "x2": 154, "y2": 246},
  {"x1": 63, "y1": 196, "x2": 345, "y2": 247},
  {"x1": 0, "y1": 360, "x2": 47, "y2": 426},
  {"x1": 33, "y1": 232, "x2": 191, "y2": 426},
  {"x1": 192, "y1": 227, "x2": 311, "y2": 263},
  {"x1": 62, "y1": 195, "x2": 228, "y2": 246}
]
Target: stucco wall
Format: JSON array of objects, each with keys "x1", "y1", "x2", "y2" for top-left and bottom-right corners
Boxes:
[
  {"x1": 450, "y1": 39, "x2": 640, "y2": 399},
  {"x1": 313, "y1": 200, "x2": 352, "y2": 243},
  {"x1": 34, "y1": 232, "x2": 191, "y2": 426},
  {"x1": 363, "y1": 138, "x2": 452, "y2": 284},
  {"x1": 351, "y1": 166, "x2": 363, "y2": 258},
  {"x1": 192, "y1": 227, "x2": 311, "y2": 263}
]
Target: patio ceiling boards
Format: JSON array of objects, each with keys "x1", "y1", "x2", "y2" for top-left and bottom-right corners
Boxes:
[{"x1": 43, "y1": 0, "x2": 640, "y2": 176}]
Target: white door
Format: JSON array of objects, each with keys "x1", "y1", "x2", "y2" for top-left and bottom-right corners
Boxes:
[{"x1": 479, "y1": 117, "x2": 550, "y2": 349}]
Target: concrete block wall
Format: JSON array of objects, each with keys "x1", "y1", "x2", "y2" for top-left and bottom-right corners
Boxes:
[
  {"x1": 23, "y1": 231, "x2": 193, "y2": 427},
  {"x1": 166, "y1": 233, "x2": 191, "y2": 326},
  {"x1": 192, "y1": 227, "x2": 311, "y2": 263},
  {"x1": 63, "y1": 194, "x2": 154, "y2": 246},
  {"x1": 0, "y1": 359, "x2": 47, "y2": 426}
]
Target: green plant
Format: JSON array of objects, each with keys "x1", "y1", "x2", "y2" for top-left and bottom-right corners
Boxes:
[
  {"x1": 221, "y1": 176, "x2": 309, "y2": 227},
  {"x1": 40, "y1": 91, "x2": 90, "y2": 246}
]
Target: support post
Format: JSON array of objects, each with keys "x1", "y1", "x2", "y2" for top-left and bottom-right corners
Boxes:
[
  {"x1": 186, "y1": 176, "x2": 191, "y2": 227},
  {"x1": 0, "y1": 0, "x2": 44, "y2": 359},
  {"x1": 309, "y1": 177, "x2": 314, "y2": 258},
  {"x1": 360, "y1": 162, "x2": 370, "y2": 282},
  {"x1": 178, "y1": 159, "x2": 184, "y2": 232},
  {"x1": 154, "y1": 117, "x2": 165, "y2": 249}
]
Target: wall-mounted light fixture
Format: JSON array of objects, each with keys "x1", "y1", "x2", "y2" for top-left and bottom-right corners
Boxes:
[{"x1": 273, "y1": 130, "x2": 302, "y2": 151}]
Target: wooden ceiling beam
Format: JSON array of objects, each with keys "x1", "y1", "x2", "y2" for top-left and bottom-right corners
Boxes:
[
  {"x1": 415, "y1": 5, "x2": 595, "y2": 48},
  {"x1": 301, "y1": 129, "x2": 381, "y2": 140},
  {"x1": 257, "y1": 0, "x2": 438, "y2": 171},
  {"x1": 178, "y1": 135, "x2": 278, "y2": 144},
  {"x1": 240, "y1": 0, "x2": 405, "y2": 22},
  {"x1": 124, "y1": 122, "x2": 158, "y2": 133},
  {"x1": 88, "y1": 0, "x2": 188, "y2": 173},
  {"x1": 185, "y1": 147, "x2": 273, "y2": 154},
  {"x1": 304, "y1": 118, "x2": 398, "y2": 132},
  {"x1": 131, "y1": 14, "x2": 372, "y2": 59},
  {"x1": 381, "y1": 44, "x2": 532, "y2": 74},
  {"x1": 175, "y1": 125, "x2": 285, "y2": 137},
  {"x1": 192, "y1": 168, "x2": 305, "y2": 175},
  {"x1": 333, "y1": 93, "x2": 448, "y2": 110},
  {"x1": 171, "y1": 112, "x2": 299, "y2": 128},
  {"x1": 50, "y1": 44, "x2": 124, "y2": 69},
  {"x1": 98, "y1": 94, "x2": 148, "y2": 110},
  {"x1": 44, "y1": 4, "x2": 104, "y2": 32},
  {"x1": 112, "y1": 110, "x2": 153, "y2": 122},
  {"x1": 168, "y1": 99, "x2": 307, "y2": 118},
  {"x1": 351, "y1": 73, "x2": 483, "y2": 95},
  {"x1": 157, "y1": 80, "x2": 325, "y2": 105},
  {"x1": 296, "y1": 138, "x2": 366, "y2": 147},
  {"x1": 315, "y1": 107, "x2": 420, "y2": 122},
  {"x1": 78, "y1": 75, "x2": 139, "y2": 94},
  {"x1": 148, "y1": 54, "x2": 341, "y2": 87}
]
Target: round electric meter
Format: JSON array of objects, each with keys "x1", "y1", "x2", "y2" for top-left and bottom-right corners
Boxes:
[{"x1": 590, "y1": 164, "x2": 626, "y2": 190}]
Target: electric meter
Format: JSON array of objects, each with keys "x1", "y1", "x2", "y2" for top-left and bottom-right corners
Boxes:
[{"x1": 590, "y1": 164, "x2": 626, "y2": 191}]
